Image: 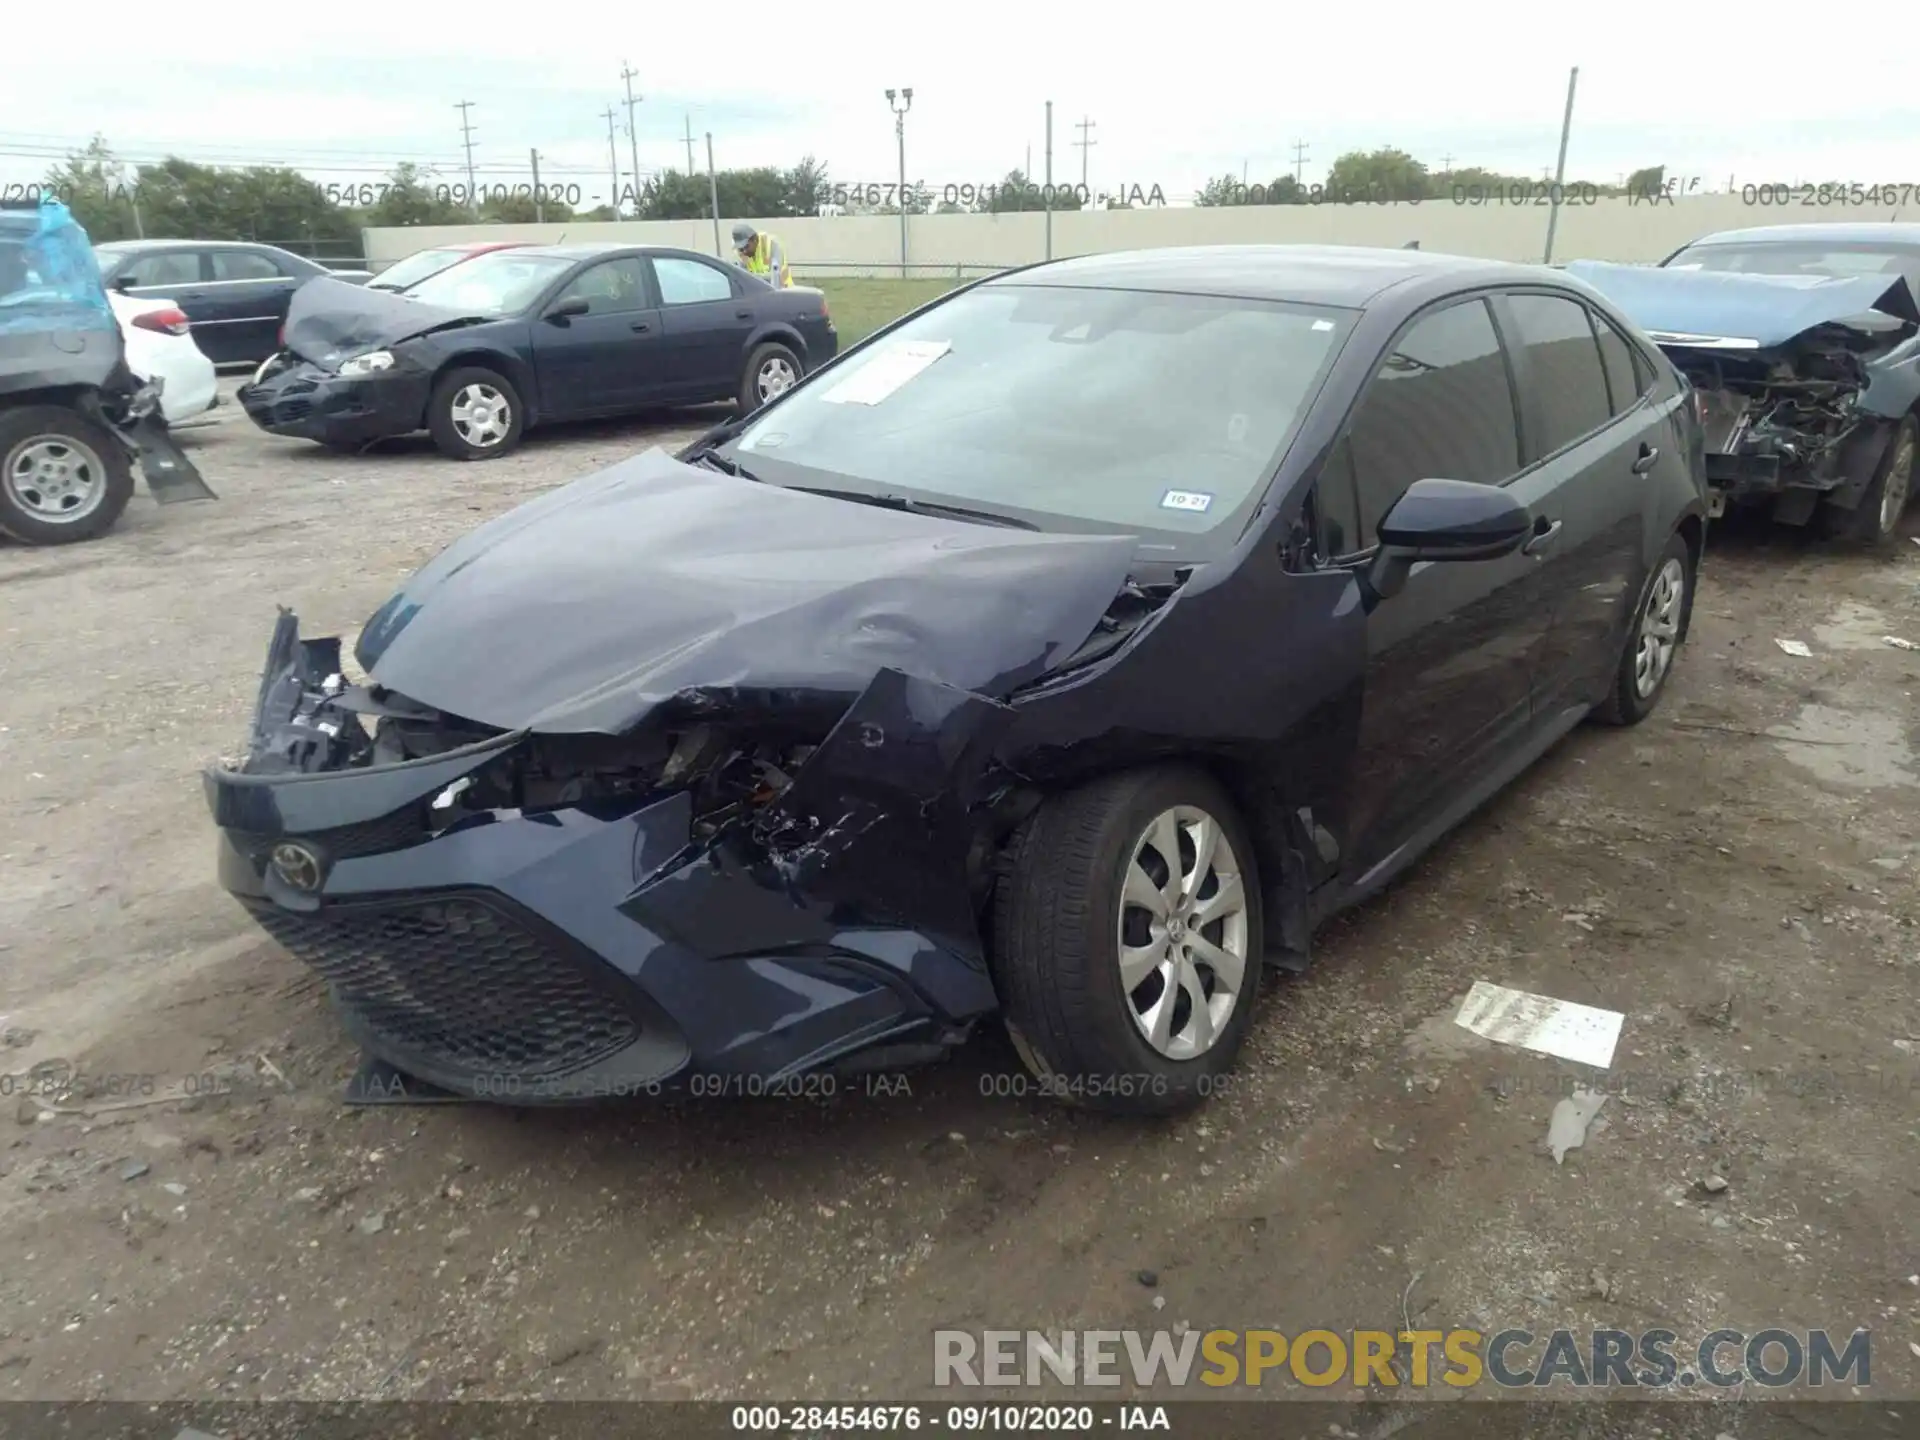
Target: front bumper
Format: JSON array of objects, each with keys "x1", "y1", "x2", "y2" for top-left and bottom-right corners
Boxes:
[
  {"x1": 205, "y1": 620, "x2": 1010, "y2": 1101},
  {"x1": 237, "y1": 357, "x2": 430, "y2": 448}
]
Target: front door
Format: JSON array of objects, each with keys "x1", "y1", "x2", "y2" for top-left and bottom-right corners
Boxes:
[
  {"x1": 1319, "y1": 295, "x2": 1549, "y2": 876},
  {"x1": 648, "y1": 254, "x2": 755, "y2": 401},
  {"x1": 528, "y1": 256, "x2": 664, "y2": 418},
  {"x1": 204, "y1": 247, "x2": 301, "y2": 364}
]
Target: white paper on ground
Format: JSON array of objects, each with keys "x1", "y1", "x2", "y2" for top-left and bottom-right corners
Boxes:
[
  {"x1": 1774, "y1": 638, "x2": 1813, "y2": 657},
  {"x1": 819, "y1": 339, "x2": 951, "y2": 406},
  {"x1": 1455, "y1": 980, "x2": 1624, "y2": 1069}
]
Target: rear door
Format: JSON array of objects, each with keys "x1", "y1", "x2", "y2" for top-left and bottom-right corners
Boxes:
[
  {"x1": 1326, "y1": 294, "x2": 1553, "y2": 876},
  {"x1": 1492, "y1": 290, "x2": 1660, "y2": 714},
  {"x1": 648, "y1": 254, "x2": 755, "y2": 400},
  {"x1": 204, "y1": 247, "x2": 302, "y2": 364},
  {"x1": 528, "y1": 256, "x2": 664, "y2": 417}
]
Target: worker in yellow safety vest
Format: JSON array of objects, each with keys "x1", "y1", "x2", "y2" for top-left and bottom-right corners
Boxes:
[{"x1": 731, "y1": 222, "x2": 792, "y2": 287}]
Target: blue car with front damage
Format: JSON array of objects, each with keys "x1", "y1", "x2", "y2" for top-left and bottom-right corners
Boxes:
[
  {"x1": 206, "y1": 245, "x2": 1708, "y2": 1115},
  {"x1": 237, "y1": 243, "x2": 836, "y2": 460},
  {"x1": 1567, "y1": 222, "x2": 1920, "y2": 546}
]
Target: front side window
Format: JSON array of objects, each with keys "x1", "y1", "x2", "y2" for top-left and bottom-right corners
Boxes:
[
  {"x1": 124, "y1": 251, "x2": 202, "y2": 287},
  {"x1": 1346, "y1": 298, "x2": 1519, "y2": 541},
  {"x1": 404, "y1": 251, "x2": 578, "y2": 316},
  {"x1": 726, "y1": 282, "x2": 1353, "y2": 551},
  {"x1": 551, "y1": 257, "x2": 651, "y2": 314},
  {"x1": 1505, "y1": 293, "x2": 1612, "y2": 454},
  {"x1": 653, "y1": 257, "x2": 734, "y2": 305}
]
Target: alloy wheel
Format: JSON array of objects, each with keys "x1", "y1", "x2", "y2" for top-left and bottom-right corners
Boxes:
[
  {"x1": 5, "y1": 435, "x2": 108, "y2": 525},
  {"x1": 1633, "y1": 556, "x2": 1686, "y2": 700},
  {"x1": 756, "y1": 356, "x2": 797, "y2": 401},
  {"x1": 1116, "y1": 805, "x2": 1250, "y2": 1061},
  {"x1": 448, "y1": 384, "x2": 511, "y2": 448},
  {"x1": 1880, "y1": 431, "x2": 1914, "y2": 535}
]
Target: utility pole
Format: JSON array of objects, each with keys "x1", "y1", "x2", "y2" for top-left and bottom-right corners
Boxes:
[
  {"x1": 529, "y1": 149, "x2": 546, "y2": 222},
  {"x1": 1073, "y1": 115, "x2": 1096, "y2": 195},
  {"x1": 454, "y1": 100, "x2": 479, "y2": 215},
  {"x1": 887, "y1": 87, "x2": 913, "y2": 274},
  {"x1": 1044, "y1": 100, "x2": 1054, "y2": 261},
  {"x1": 705, "y1": 133, "x2": 722, "y2": 257},
  {"x1": 602, "y1": 107, "x2": 621, "y2": 217},
  {"x1": 1291, "y1": 139, "x2": 1310, "y2": 184},
  {"x1": 620, "y1": 63, "x2": 643, "y2": 217},
  {"x1": 683, "y1": 115, "x2": 696, "y2": 174},
  {"x1": 1440, "y1": 152, "x2": 1455, "y2": 175},
  {"x1": 1542, "y1": 65, "x2": 1579, "y2": 264}
]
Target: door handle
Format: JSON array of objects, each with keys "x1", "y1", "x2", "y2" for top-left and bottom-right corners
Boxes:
[
  {"x1": 735, "y1": 309, "x2": 752, "y2": 319},
  {"x1": 630, "y1": 321, "x2": 652, "y2": 332},
  {"x1": 1522, "y1": 518, "x2": 1563, "y2": 557},
  {"x1": 1631, "y1": 443, "x2": 1659, "y2": 474}
]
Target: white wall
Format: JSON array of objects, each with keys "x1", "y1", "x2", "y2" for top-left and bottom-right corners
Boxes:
[{"x1": 363, "y1": 197, "x2": 1920, "y2": 275}]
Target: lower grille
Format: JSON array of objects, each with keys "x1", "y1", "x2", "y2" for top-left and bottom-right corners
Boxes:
[
  {"x1": 275, "y1": 399, "x2": 314, "y2": 422},
  {"x1": 249, "y1": 895, "x2": 640, "y2": 1080}
]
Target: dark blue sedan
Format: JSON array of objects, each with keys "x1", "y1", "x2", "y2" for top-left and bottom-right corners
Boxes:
[{"x1": 236, "y1": 243, "x2": 838, "y2": 459}]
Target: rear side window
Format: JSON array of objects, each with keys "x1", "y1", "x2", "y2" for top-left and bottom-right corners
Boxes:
[
  {"x1": 1505, "y1": 293, "x2": 1612, "y2": 454},
  {"x1": 211, "y1": 250, "x2": 283, "y2": 281},
  {"x1": 1347, "y1": 298, "x2": 1519, "y2": 541},
  {"x1": 1591, "y1": 312, "x2": 1648, "y2": 415},
  {"x1": 653, "y1": 257, "x2": 735, "y2": 305}
]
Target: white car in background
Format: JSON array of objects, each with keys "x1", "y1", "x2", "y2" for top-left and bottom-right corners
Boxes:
[{"x1": 107, "y1": 290, "x2": 220, "y2": 427}]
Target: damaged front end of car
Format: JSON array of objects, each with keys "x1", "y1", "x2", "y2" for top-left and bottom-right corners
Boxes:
[
  {"x1": 204, "y1": 448, "x2": 1147, "y2": 1102},
  {"x1": 1566, "y1": 261, "x2": 1920, "y2": 521}
]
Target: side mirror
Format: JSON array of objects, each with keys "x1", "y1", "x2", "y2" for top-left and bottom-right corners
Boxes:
[
  {"x1": 1361, "y1": 478, "x2": 1533, "y2": 606},
  {"x1": 544, "y1": 296, "x2": 590, "y2": 322},
  {"x1": 110, "y1": 273, "x2": 136, "y2": 292}
]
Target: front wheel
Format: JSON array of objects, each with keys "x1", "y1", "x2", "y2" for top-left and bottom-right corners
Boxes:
[
  {"x1": 1593, "y1": 529, "x2": 1692, "y2": 726},
  {"x1": 738, "y1": 342, "x2": 800, "y2": 414},
  {"x1": 992, "y1": 765, "x2": 1263, "y2": 1116},
  {"x1": 428, "y1": 366, "x2": 524, "y2": 461},
  {"x1": 0, "y1": 405, "x2": 134, "y2": 545},
  {"x1": 1826, "y1": 415, "x2": 1915, "y2": 548}
]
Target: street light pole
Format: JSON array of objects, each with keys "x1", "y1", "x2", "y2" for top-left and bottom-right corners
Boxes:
[
  {"x1": 1543, "y1": 65, "x2": 1579, "y2": 264},
  {"x1": 887, "y1": 87, "x2": 912, "y2": 275}
]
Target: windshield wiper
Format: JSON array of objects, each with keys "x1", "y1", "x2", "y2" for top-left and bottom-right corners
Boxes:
[
  {"x1": 691, "y1": 450, "x2": 765, "y2": 482},
  {"x1": 784, "y1": 486, "x2": 1038, "y2": 530}
]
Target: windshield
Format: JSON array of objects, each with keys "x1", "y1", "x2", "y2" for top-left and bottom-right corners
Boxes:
[
  {"x1": 371, "y1": 247, "x2": 471, "y2": 292},
  {"x1": 1665, "y1": 242, "x2": 1916, "y2": 283},
  {"x1": 726, "y1": 282, "x2": 1352, "y2": 549},
  {"x1": 402, "y1": 251, "x2": 574, "y2": 315}
]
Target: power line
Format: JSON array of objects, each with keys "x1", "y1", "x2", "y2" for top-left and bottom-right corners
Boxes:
[
  {"x1": 454, "y1": 101, "x2": 478, "y2": 215},
  {"x1": 1073, "y1": 116, "x2": 1096, "y2": 194},
  {"x1": 1290, "y1": 139, "x2": 1310, "y2": 183},
  {"x1": 620, "y1": 63, "x2": 643, "y2": 216},
  {"x1": 683, "y1": 114, "x2": 696, "y2": 174}
]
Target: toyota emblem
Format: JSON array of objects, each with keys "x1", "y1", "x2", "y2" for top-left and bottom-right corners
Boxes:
[{"x1": 270, "y1": 842, "x2": 324, "y2": 892}]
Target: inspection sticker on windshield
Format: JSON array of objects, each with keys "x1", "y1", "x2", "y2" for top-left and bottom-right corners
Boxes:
[
  {"x1": 820, "y1": 339, "x2": 951, "y2": 406},
  {"x1": 1161, "y1": 489, "x2": 1214, "y2": 513}
]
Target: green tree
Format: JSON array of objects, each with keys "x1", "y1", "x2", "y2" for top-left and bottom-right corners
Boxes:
[
  {"x1": 1323, "y1": 147, "x2": 1430, "y2": 201},
  {"x1": 366, "y1": 163, "x2": 468, "y2": 228},
  {"x1": 639, "y1": 166, "x2": 799, "y2": 221},
  {"x1": 979, "y1": 169, "x2": 1081, "y2": 212},
  {"x1": 42, "y1": 136, "x2": 141, "y2": 240},
  {"x1": 1625, "y1": 164, "x2": 1667, "y2": 198},
  {"x1": 577, "y1": 204, "x2": 619, "y2": 221},
  {"x1": 478, "y1": 191, "x2": 575, "y2": 224},
  {"x1": 786, "y1": 156, "x2": 828, "y2": 214}
]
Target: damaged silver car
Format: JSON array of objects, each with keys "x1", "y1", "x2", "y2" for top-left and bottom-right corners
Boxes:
[{"x1": 1568, "y1": 223, "x2": 1920, "y2": 545}]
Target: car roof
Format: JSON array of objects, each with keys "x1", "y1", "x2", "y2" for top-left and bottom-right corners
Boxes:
[
  {"x1": 441, "y1": 240, "x2": 528, "y2": 253},
  {"x1": 988, "y1": 244, "x2": 1558, "y2": 307},
  {"x1": 504, "y1": 242, "x2": 680, "y2": 260},
  {"x1": 1682, "y1": 223, "x2": 1920, "y2": 250},
  {"x1": 94, "y1": 238, "x2": 290, "y2": 252}
]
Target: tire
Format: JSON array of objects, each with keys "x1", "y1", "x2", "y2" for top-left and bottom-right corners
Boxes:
[
  {"x1": 737, "y1": 342, "x2": 801, "y2": 414},
  {"x1": 1825, "y1": 415, "x2": 1915, "y2": 548},
  {"x1": 992, "y1": 765, "x2": 1264, "y2": 1117},
  {"x1": 427, "y1": 366, "x2": 523, "y2": 461},
  {"x1": 1592, "y1": 529, "x2": 1692, "y2": 726},
  {"x1": 0, "y1": 404, "x2": 134, "y2": 546}
]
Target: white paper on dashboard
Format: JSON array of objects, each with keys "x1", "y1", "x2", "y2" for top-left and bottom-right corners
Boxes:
[{"x1": 819, "y1": 340, "x2": 952, "y2": 405}]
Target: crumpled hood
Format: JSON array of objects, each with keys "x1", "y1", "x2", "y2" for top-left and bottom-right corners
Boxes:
[
  {"x1": 1564, "y1": 260, "x2": 1920, "y2": 349},
  {"x1": 353, "y1": 448, "x2": 1140, "y2": 734},
  {"x1": 282, "y1": 276, "x2": 489, "y2": 369}
]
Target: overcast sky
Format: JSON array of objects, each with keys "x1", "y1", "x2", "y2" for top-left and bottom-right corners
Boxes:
[{"x1": 8, "y1": 4, "x2": 1916, "y2": 206}]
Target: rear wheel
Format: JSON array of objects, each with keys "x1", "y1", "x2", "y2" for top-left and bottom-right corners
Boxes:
[
  {"x1": 737, "y1": 342, "x2": 800, "y2": 414},
  {"x1": 1826, "y1": 416, "x2": 1915, "y2": 547},
  {"x1": 427, "y1": 366, "x2": 523, "y2": 460},
  {"x1": 1593, "y1": 529, "x2": 1691, "y2": 726},
  {"x1": 0, "y1": 405, "x2": 134, "y2": 546},
  {"x1": 992, "y1": 765, "x2": 1263, "y2": 1116}
]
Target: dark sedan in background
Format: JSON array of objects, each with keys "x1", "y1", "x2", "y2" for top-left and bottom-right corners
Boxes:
[
  {"x1": 236, "y1": 243, "x2": 838, "y2": 459},
  {"x1": 208, "y1": 245, "x2": 1707, "y2": 1114},
  {"x1": 94, "y1": 240, "x2": 371, "y2": 366}
]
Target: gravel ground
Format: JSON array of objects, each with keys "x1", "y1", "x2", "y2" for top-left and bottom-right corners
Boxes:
[{"x1": 1, "y1": 384, "x2": 1917, "y2": 1434}]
